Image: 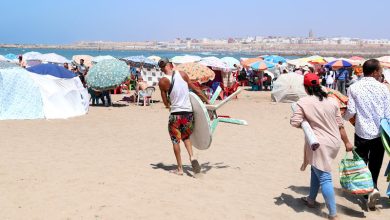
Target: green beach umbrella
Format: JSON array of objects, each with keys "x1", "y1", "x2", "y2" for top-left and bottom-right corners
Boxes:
[{"x1": 86, "y1": 59, "x2": 129, "y2": 90}]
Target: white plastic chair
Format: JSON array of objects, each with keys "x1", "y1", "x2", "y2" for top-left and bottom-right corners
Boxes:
[{"x1": 136, "y1": 86, "x2": 155, "y2": 106}]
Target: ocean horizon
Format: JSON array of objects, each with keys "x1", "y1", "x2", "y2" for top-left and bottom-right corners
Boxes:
[{"x1": 0, "y1": 47, "x2": 299, "y2": 61}]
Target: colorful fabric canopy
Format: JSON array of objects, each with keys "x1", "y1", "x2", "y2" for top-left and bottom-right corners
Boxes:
[{"x1": 174, "y1": 62, "x2": 215, "y2": 83}]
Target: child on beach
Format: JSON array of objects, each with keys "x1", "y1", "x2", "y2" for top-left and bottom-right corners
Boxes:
[{"x1": 290, "y1": 73, "x2": 353, "y2": 220}]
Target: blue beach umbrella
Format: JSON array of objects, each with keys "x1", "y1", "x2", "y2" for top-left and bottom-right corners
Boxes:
[
  {"x1": 4, "y1": 53, "x2": 18, "y2": 61},
  {"x1": 263, "y1": 55, "x2": 286, "y2": 64},
  {"x1": 86, "y1": 59, "x2": 129, "y2": 90},
  {"x1": 27, "y1": 63, "x2": 76, "y2": 79},
  {"x1": 250, "y1": 60, "x2": 275, "y2": 71}
]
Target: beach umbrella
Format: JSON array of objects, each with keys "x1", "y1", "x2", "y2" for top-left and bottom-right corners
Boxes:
[
  {"x1": 241, "y1": 57, "x2": 263, "y2": 67},
  {"x1": 72, "y1": 55, "x2": 93, "y2": 67},
  {"x1": 147, "y1": 55, "x2": 161, "y2": 63},
  {"x1": 86, "y1": 59, "x2": 129, "y2": 90},
  {"x1": 349, "y1": 56, "x2": 365, "y2": 61},
  {"x1": 250, "y1": 60, "x2": 275, "y2": 71},
  {"x1": 23, "y1": 51, "x2": 43, "y2": 61},
  {"x1": 92, "y1": 55, "x2": 116, "y2": 63},
  {"x1": 221, "y1": 57, "x2": 240, "y2": 69},
  {"x1": 378, "y1": 56, "x2": 390, "y2": 68},
  {"x1": 27, "y1": 63, "x2": 77, "y2": 79},
  {"x1": 325, "y1": 59, "x2": 352, "y2": 70},
  {"x1": 199, "y1": 56, "x2": 230, "y2": 71},
  {"x1": 40, "y1": 53, "x2": 69, "y2": 64},
  {"x1": 171, "y1": 55, "x2": 201, "y2": 64},
  {"x1": 263, "y1": 55, "x2": 286, "y2": 64},
  {"x1": 4, "y1": 53, "x2": 18, "y2": 61},
  {"x1": 0, "y1": 61, "x2": 19, "y2": 69},
  {"x1": 174, "y1": 62, "x2": 215, "y2": 83},
  {"x1": 122, "y1": 56, "x2": 157, "y2": 66}
]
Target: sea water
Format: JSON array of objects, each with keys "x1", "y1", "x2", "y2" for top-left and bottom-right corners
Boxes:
[{"x1": 0, "y1": 48, "x2": 298, "y2": 60}]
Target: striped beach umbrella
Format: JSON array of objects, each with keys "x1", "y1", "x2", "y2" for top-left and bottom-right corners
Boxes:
[{"x1": 325, "y1": 59, "x2": 352, "y2": 70}]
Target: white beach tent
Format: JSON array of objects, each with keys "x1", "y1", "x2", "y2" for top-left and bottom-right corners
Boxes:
[
  {"x1": 0, "y1": 65, "x2": 89, "y2": 120},
  {"x1": 271, "y1": 72, "x2": 307, "y2": 103},
  {"x1": 28, "y1": 73, "x2": 89, "y2": 119}
]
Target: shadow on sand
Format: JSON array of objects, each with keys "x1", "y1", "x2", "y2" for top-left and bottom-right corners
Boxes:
[
  {"x1": 150, "y1": 162, "x2": 232, "y2": 177},
  {"x1": 274, "y1": 185, "x2": 372, "y2": 218}
]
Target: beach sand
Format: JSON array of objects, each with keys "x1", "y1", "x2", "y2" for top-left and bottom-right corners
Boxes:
[{"x1": 0, "y1": 89, "x2": 389, "y2": 219}]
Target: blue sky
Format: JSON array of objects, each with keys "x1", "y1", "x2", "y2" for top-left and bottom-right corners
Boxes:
[{"x1": 1, "y1": 0, "x2": 389, "y2": 44}]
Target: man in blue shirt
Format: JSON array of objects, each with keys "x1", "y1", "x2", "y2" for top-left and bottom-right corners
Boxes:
[{"x1": 336, "y1": 68, "x2": 349, "y2": 95}]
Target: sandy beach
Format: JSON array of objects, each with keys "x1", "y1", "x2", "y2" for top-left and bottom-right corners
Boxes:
[{"x1": 0, "y1": 89, "x2": 389, "y2": 220}]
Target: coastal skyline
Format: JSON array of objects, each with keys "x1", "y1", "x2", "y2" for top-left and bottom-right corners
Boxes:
[{"x1": 2, "y1": 0, "x2": 390, "y2": 44}]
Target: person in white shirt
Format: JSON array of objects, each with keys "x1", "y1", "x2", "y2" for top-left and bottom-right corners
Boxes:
[
  {"x1": 326, "y1": 70, "x2": 335, "y2": 89},
  {"x1": 343, "y1": 59, "x2": 390, "y2": 210}
]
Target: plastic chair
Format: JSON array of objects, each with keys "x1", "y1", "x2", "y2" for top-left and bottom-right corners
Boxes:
[{"x1": 137, "y1": 86, "x2": 155, "y2": 106}]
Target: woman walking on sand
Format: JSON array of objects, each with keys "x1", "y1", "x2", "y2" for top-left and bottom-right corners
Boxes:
[{"x1": 290, "y1": 73, "x2": 353, "y2": 220}]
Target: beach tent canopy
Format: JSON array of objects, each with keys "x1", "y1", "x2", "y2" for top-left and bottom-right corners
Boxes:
[
  {"x1": 27, "y1": 64, "x2": 76, "y2": 79},
  {"x1": 0, "y1": 67, "x2": 45, "y2": 120},
  {"x1": 271, "y1": 73, "x2": 307, "y2": 103},
  {"x1": 0, "y1": 66, "x2": 88, "y2": 120}
]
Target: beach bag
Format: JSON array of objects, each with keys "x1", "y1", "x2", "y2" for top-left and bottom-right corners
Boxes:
[{"x1": 339, "y1": 150, "x2": 374, "y2": 195}]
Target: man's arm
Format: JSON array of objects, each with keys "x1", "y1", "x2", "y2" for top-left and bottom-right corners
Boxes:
[
  {"x1": 158, "y1": 78, "x2": 170, "y2": 109},
  {"x1": 180, "y1": 71, "x2": 209, "y2": 104}
]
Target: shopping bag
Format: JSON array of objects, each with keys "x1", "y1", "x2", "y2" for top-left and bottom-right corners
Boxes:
[{"x1": 339, "y1": 150, "x2": 374, "y2": 195}]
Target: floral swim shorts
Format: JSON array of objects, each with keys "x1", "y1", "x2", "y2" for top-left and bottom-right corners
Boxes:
[{"x1": 168, "y1": 112, "x2": 194, "y2": 144}]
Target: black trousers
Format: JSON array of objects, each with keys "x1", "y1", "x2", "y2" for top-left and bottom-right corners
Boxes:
[{"x1": 354, "y1": 134, "x2": 385, "y2": 189}]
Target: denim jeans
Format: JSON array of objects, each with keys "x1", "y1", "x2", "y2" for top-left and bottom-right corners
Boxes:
[
  {"x1": 336, "y1": 80, "x2": 346, "y2": 95},
  {"x1": 309, "y1": 166, "x2": 337, "y2": 217}
]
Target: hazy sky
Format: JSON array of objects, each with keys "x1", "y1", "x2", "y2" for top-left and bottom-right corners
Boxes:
[{"x1": 1, "y1": 0, "x2": 389, "y2": 44}]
